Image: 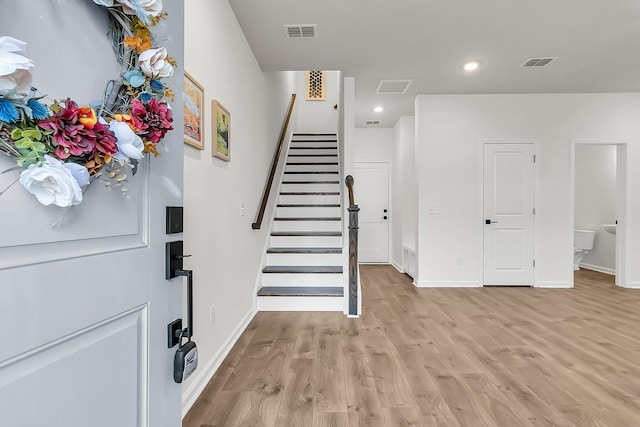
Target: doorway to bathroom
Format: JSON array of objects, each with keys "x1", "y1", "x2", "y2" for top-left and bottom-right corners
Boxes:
[{"x1": 570, "y1": 141, "x2": 629, "y2": 287}]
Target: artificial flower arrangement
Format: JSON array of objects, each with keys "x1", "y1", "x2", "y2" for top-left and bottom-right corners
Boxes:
[{"x1": 0, "y1": 0, "x2": 174, "y2": 208}]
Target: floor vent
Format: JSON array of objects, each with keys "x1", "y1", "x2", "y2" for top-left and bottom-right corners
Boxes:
[
  {"x1": 376, "y1": 79, "x2": 413, "y2": 94},
  {"x1": 365, "y1": 120, "x2": 381, "y2": 125},
  {"x1": 520, "y1": 57, "x2": 558, "y2": 67},
  {"x1": 284, "y1": 24, "x2": 317, "y2": 38}
]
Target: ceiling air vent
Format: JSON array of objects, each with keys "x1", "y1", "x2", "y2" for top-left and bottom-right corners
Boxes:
[
  {"x1": 376, "y1": 79, "x2": 413, "y2": 94},
  {"x1": 520, "y1": 57, "x2": 558, "y2": 67},
  {"x1": 284, "y1": 24, "x2": 317, "y2": 38},
  {"x1": 365, "y1": 120, "x2": 381, "y2": 125}
]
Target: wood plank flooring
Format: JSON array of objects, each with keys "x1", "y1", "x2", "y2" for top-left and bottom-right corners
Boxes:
[{"x1": 183, "y1": 266, "x2": 640, "y2": 426}]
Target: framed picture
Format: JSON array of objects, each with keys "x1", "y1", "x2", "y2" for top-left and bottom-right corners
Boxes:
[
  {"x1": 212, "y1": 100, "x2": 230, "y2": 161},
  {"x1": 183, "y1": 71, "x2": 204, "y2": 150}
]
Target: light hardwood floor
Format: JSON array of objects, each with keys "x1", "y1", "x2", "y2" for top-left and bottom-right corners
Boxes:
[{"x1": 183, "y1": 265, "x2": 640, "y2": 426}]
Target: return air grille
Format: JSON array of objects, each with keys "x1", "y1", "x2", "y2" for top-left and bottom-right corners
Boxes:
[
  {"x1": 284, "y1": 24, "x2": 317, "y2": 38},
  {"x1": 365, "y1": 120, "x2": 381, "y2": 125},
  {"x1": 520, "y1": 57, "x2": 558, "y2": 67},
  {"x1": 376, "y1": 79, "x2": 413, "y2": 94}
]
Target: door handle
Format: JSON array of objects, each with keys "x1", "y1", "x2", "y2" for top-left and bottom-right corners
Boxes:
[
  {"x1": 485, "y1": 219, "x2": 499, "y2": 225},
  {"x1": 382, "y1": 216, "x2": 388, "y2": 220}
]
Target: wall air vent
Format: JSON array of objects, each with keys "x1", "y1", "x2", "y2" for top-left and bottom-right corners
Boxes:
[
  {"x1": 365, "y1": 120, "x2": 381, "y2": 125},
  {"x1": 284, "y1": 24, "x2": 317, "y2": 38},
  {"x1": 520, "y1": 57, "x2": 558, "y2": 67},
  {"x1": 376, "y1": 79, "x2": 413, "y2": 94}
]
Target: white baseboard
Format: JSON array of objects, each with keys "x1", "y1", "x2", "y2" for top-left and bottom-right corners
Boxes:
[
  {"x1": 535, "y1": 281, "x2": 572, "y2": 289},
  {"x1": 391, "y1": 261, "x2": 404, "y2": 274},
  {"x1": 579, "y1": 263, "x2": 615, "y2": 275},
  {"x1": 416, "y1": 280, "x2": 482, "y2": 288},
  {"x1": 181, "y1": 307, "x2": 257, "y2": 418},
  {"x1": 623, "y1": 282, "x2": 640, "y2": 289},
  {"x1": 257, "y1": 296, "x2": 344, "y2": 311}
]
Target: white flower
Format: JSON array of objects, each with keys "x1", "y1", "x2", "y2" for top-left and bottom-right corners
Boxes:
[
  {"x1": 139, "y1": 47, "x2": 174, "y2": 78},
  {"x1": 110, "y1": 120, "x2": 144, "y2": 160},
  {"x1": 117, "y1": 0, "x2": 163, "y2": 22},
  {"x1": 0, "y1": 36, "x2": 34, "y2": 99},
  {"x1": 91, "y1": 0, "x2": 114, "y2": 6},
  {"x1": 19, "y1": 156, "x2": 86, "y2": 207}
]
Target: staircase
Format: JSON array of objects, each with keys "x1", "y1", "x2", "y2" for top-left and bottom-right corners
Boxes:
[{"x1": 257, "y1": 133, "x2": 344, "y2": 311}]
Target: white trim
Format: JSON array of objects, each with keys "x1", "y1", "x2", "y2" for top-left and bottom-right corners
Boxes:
[
  {"x1": 625, "y1": 282, "x2": 640, "y2": 289},
  {"x1": 570, "y1": 139, "x2": 629, "y2": 287},
  {"x1": 391, "y1": 261, "x2": 404, "y2": 273},
  {"x1": 181, "y1": 308, "x2": 257, "y2": 418},
  {"x1": 416, "y1": 280, "x2": 482, "y2": 288},
  {"x1": 257, "y1": 296, "x2": 344, "y2": 311},
  {"x1": 579, "y1": 263, "x2": 615, "y2": 276},
  {"x1": 535, "y1": 281, "x2": 572, "y2": 289}
]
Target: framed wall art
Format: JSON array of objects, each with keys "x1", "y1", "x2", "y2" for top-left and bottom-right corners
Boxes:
[
  {"x1": 212, "y1": 99, "x2": 230, "y2": 161},
  {"x1": 183, "y1": 71, "x2": 204, "y2": 149}
]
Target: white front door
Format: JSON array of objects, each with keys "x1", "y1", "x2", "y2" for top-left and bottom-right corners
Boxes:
[
  {"x1": 483, "y1": 143, "x2": 535, "y2": 286},
  {"x1": 354, "y1": 162, "x2": 389, "y2": 263},
  {"x1": 0, "y1": 2, "x2": 184, "y2": 426}
]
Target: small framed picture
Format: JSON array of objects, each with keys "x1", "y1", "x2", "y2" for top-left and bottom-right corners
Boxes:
[
  {"x1": 183, "y1": 71, "x2": 204, "y2": 150},
  {"x1": 212, "y1": 99, "x2": 230, "y2": 161}
]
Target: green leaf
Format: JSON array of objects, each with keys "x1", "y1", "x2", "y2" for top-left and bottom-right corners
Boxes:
[
  {"x1": 22, "y1": 129, "x2": 42, "y2": 140},
  {"x1": 11, "y1": 128, "x2": 23, "y2": 139}
]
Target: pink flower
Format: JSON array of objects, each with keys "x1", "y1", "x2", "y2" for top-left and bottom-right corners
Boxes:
[
  {"x1": 130, "y1": 98, "x2": 173, "y2": 144},
  {"x1": 39, "y1": 99, "x2": 92, "y2": 159}
]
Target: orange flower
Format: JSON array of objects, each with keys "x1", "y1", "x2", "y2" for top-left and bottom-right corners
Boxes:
[
  {"x1": 78, "y1": 107, "x2": 97, "y2": 130},
  {"x1": 114, "y1": 113, "x2": 139, "y2": 133},
  {"x1": 143, "y1": 141, "x2": 160, "y2": 157},
  {"x1": 123, "y1": 28, "x2": 152, "y2": 54}
]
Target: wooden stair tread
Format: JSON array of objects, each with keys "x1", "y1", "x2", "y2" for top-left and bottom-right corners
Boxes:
[
  {"x1": 280, "y1": 192, "x2": 340, "y2": 195},
  {"x1": 277, "y1": 204, "x2": 340, "y2": 207},
  {"x1": 274, "y1": 217, "x2": 340, "y2": 221},
  {"x1": 257, "y1": 286, "x2": 343, "y2": 297},
  {"x1": 271, "y1": 231, "x2": 342, "y2": 236},
  {"x1": 290, "y1": 140, "x2": 337, "y2": 143},
  {"x1": 262, "y1": 265, "x2": 343, "y2": 274},
  {"x1": 267, "y1": 247, "x2": 342, "y2": 254}
]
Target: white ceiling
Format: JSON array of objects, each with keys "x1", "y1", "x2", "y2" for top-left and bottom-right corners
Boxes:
[{"x1": 228, "y1": 0, "x2": 640, "y2": 127}]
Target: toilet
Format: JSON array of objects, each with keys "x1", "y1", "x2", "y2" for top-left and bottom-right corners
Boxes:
[{"x1": 574, "y1": 229, "x2": 596, "y2": 271}]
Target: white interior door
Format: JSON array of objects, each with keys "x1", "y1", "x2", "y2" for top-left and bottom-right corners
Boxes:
[
  {"x1": 483, "y1": 143, "x2": 535, "y2": 286},
  {"x1": 354, "y1": 162, "x2": 389, "y2": 263},
  {"x1": 0, "y1": 2, "x2": 184, "y2": 426}
]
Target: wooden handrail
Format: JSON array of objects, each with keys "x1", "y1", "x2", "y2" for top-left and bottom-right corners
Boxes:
[
  {"x1": 252, "y1": 94, "x2": 296, "y2": 230},
  {"x1": 345, "y1": 175, "x2": 354, "y2": 206}
]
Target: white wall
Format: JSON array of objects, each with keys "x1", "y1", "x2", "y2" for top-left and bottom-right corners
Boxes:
[
  {"x1": 575, "y1": 145, "x2": 616, "y2": 273},
  {"x1": 295, "y1": 71, "x2": 340, "y2": 132},
  {"x1": 182, "y1": 0, "x2": 294, "y2": 413},
  {"x1": 353, "y1": 128, "x2": 394, "y2": 161},
  {"x1": 391, "y1": 116, "x2": 417, "y2": 269},
  {"x1": 416, "y1": 93, "x2": 640, "y2": 288}
]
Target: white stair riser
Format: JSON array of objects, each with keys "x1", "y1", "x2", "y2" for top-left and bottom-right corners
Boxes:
[
  {"x1": 281, "y1": 183, "x2": 339, "y2": 192},
  {"x1": 282, "y1": 173, "x2": 340, "y2": 182},
  {"x1": 278, "y1": 194, "x2": 341, "y2": 204},
  {"x1": 290, "y1": 142, "x2": 337, "y2": 149},
  {"x1": 286, "y1": 156, "x2": 338, "y2": 163},
  {"x1": 257, "y1": 295, "x2": 343, "y2": 312},
  {"x1": 276, "y1": 206, "x2": 341, "y2": 217},
  {"x1": 285, "y1": 164, "x2": 339, "y2": 172},
  {"x1": 288, "y1": 149, "x2": 337, "y2": 156},
  {"x1": 266, "y1": 253, "x2": 343, "y2": 266},
  {"x1": 273, "y1": 221, "x2": 341, "y2": 232},
  {"x1": 292, "y1": 136, "x2": 337, "y2": 140},
  {"x1": 270, "y1": 235, "x2": 343, "y2": 247},
  {"x1": 262, "y1": 273, "x2": 343, "y2": 287}
]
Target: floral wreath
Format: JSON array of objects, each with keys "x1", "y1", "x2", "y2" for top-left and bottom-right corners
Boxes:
[{"x1": 0, "y1": 0, "x2": 174, "y2": 208}]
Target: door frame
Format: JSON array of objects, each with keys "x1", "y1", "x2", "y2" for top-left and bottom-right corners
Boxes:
[
  {"x1": 479, "y1": 139, "x2": 539, "y2": 287},
  {"x1": 353, "y1": 161, "x2": 391, "y2": 264},
  {"x1": 569, "y1": 139, "x2": 629, "y2": 287}
]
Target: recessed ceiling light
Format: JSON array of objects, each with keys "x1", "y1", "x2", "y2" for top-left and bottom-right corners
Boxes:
[
  {"x1": 374, "y1": 106, "x2": 384, "y2": 113},
  {"x1": 463, "y1": 61, "x2": 480, "y2": 72}
]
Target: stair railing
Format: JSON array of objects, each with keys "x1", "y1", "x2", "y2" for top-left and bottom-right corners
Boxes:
[
  {"x1": 345, "y1": 175, "x2": 359, "y2": 316},
  {"x1": 252, "y1": 94, "x2": 297, "y2": 229}
]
